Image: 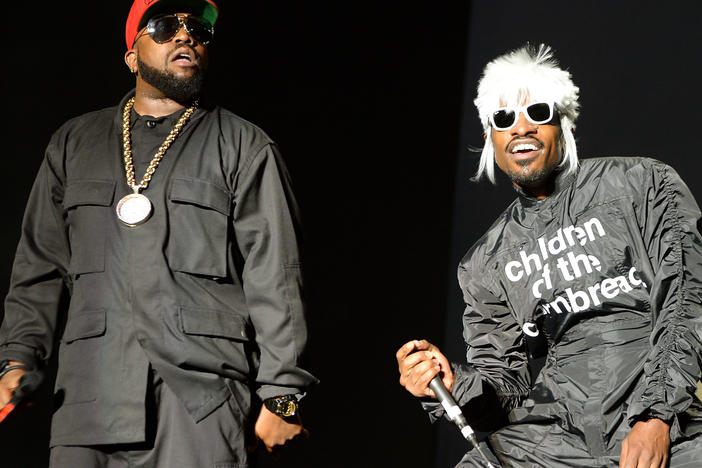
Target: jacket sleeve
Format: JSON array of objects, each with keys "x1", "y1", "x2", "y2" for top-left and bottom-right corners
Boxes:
[
  {"x1": 0, "y1": 135, "x2": 70, "y2": 369},
  {"x1": 232, "y1": 143, "x2": 318, "y2": 400},
  {"x1": 627, "y1": 160, "x2": 702, "y2": 438},
  {"x1": 424, "y1": 258, "x2": 531, "y2": 421}
]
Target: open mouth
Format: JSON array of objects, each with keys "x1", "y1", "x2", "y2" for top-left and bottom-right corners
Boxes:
[
  {"x1": 508, "y1": 140, "x2": 542, "y2": 159},
  {"x1": 171, "y1": 48, "x2": 196, "y2": 66}
]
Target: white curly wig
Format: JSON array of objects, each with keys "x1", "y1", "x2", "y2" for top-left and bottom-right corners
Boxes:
[{"x1": 474, "y1": 44, "x2": 580, "y2": 183}]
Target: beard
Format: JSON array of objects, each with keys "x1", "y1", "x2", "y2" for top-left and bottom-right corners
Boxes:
[
  {"x1": 506, "y1": 159, "x2": 557, "y2": 188},
  {"x1": 137, "y1": 56, "x2": 205, "y2": 104}
]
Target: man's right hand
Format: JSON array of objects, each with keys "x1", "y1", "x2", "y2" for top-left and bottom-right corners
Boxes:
[
  {"x1": 254, "y1": 404, "x2": 308, "y2": 453},
  {"x1": 0, "y1": 361, "x2": 28, "y2": 407},
  {"x1": 396, "y1": 340, "x2": 454, "y2": 399}
]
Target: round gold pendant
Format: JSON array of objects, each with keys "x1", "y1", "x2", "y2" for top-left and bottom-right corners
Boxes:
[{"x1": 116, "y1": 193, "x2": 153, "y2": 227}]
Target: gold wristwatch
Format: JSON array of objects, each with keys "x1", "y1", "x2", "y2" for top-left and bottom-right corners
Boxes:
[{"x1": 264, "y1": 395, "x2": 299, "y2": 418}]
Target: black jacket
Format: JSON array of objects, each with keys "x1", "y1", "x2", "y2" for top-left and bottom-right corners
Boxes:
[
  {"x1": 429, "y1": 157, "x2": 702, "y2": 460},
  {"x1": 0, "y1": 92, "x2": 318, "y2": 446}
]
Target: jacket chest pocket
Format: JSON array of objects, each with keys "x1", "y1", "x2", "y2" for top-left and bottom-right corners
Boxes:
[
  {"x1": 167, "y1": 177, "x2": 231, "y2": 278},
  {"x1": 572, "y1": 200, "x2": 633, "y2": 275},
  {"x1": 62, "y1": 180, "x2": 115, "y2": 276}
]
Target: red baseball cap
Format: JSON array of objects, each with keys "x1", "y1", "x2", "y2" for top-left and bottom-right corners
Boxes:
[{"x1": 125, "y1": 0, "x2": 219, "y2": 49}]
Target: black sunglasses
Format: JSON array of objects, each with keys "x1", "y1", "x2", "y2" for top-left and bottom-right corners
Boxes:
[
  {"x1": 490, "y1": 102, "x2": 554, "y2": 131},
  {"x1": 137, "y1": 14, "x2": 214, "y2": 45}
]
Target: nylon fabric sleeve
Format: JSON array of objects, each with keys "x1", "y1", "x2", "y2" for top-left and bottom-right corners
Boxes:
[
  {"x1": 0, "y1": 134, "x2": 71, "y2": 369},
  {"x1": 626, "y1": 160, "x2": 702, "y2": 440},
  {"x1": 421, "y1": 362, "x2": 483, "y2": 422},
  {"x1": 424, "y1": 260, "x2": 531, "y2": 422},
  {"x1": 459, "y1": 262, "x2": 531, "y2": 411},
  {"x1": 232, "y1": 143, "x2": 318, "y2": 400}
]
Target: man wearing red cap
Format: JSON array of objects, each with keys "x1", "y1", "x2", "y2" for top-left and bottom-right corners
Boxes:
[{"x1": 0, "y1": 0, "x2": 317, "y2": 466}]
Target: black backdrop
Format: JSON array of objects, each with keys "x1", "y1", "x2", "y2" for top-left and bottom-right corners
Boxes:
[{"x1": 1, "y1": 2, "x2": 701, "y2": 467}]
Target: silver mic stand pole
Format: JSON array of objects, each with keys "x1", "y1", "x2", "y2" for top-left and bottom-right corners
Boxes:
[{"x1": 429, "y1": 378, "x2": 496, "y2": 468}]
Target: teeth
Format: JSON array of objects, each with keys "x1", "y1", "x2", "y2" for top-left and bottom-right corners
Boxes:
[{"x1": 512, "y1": 143, "x2": 538, "y2": 153}]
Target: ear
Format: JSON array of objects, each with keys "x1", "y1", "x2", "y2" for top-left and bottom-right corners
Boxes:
[{"x1": 125, "y1": 48, "x2": 138, "y2": 74}]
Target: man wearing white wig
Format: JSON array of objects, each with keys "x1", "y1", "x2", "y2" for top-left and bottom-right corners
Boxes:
[{"x1": 397, "y1": 44, "x2": 702, "y2": 467}]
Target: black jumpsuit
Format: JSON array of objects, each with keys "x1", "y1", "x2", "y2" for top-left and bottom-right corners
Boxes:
[{"x1": 428, "y1": 157, "x2": 702, "y2": 467}]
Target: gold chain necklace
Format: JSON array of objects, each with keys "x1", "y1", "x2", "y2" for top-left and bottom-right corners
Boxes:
[{"x1": 115, "y1": 97, "x2": 198, "y2": 226}]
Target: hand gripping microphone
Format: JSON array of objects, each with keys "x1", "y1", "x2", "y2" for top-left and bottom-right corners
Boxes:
[
  {"x1": 0, "y1": 372, "x2": 43, "y2": 423},
  {"x1": 429, "y1": 377, "x2": 495, "y2": 468}
]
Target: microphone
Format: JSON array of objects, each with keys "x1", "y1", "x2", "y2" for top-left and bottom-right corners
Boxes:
[
  {"x1": 0, "y1": 372, "x2": 43, "y2": 423},
  {"x1": 429, "y1": 376, "x2": 495, "y2": 468}
]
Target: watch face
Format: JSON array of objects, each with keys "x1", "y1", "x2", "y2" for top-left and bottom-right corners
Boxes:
[{"x1": 280, "y1": 400, "x2": 297, "y2": 417}]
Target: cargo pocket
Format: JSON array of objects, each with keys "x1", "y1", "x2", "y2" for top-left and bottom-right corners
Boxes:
[
  {"x1": 167, "y1": 178, "x2": 231, "y2": 278},
  {"x1": 62, "y1": 180, "x2": 115, "y2": 276},
  {"x1": 180, "y1": 306, "x2": 250, "y2": 341},
  {"x1": 62, "y1": 308, "x2": 107, "y2": 344},
  {"x1": 179, "y1": 306, "x2": 252, "y2": 377},
  {"x1": 57, "y1": 308, "x2": 106, "y2": 404}
]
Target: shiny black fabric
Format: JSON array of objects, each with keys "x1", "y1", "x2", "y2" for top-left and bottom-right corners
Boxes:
[
  {"x1": 427, "y1": 157, "x2": 702, "y2": 466},
  {"x1": 0, "y1": 91, "x2": 318, "y2": 446}
]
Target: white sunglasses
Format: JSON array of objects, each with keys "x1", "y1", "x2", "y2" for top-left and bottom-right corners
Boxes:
[{"x1": 489, "y1": 102, "x2": 554, "y2": 131}]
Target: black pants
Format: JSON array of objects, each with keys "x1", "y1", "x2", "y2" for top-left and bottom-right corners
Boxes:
[{"x1": 49, "y1": 371, "x2": 251, "y2": 468}]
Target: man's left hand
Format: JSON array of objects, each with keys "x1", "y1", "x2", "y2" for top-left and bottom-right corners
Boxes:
[
  {"x1": 619, "y1": 418, "x2": 670, "y2": 468},
  {"x1": 254, "y1": 404, "x2": 308, "y2": 453}
]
